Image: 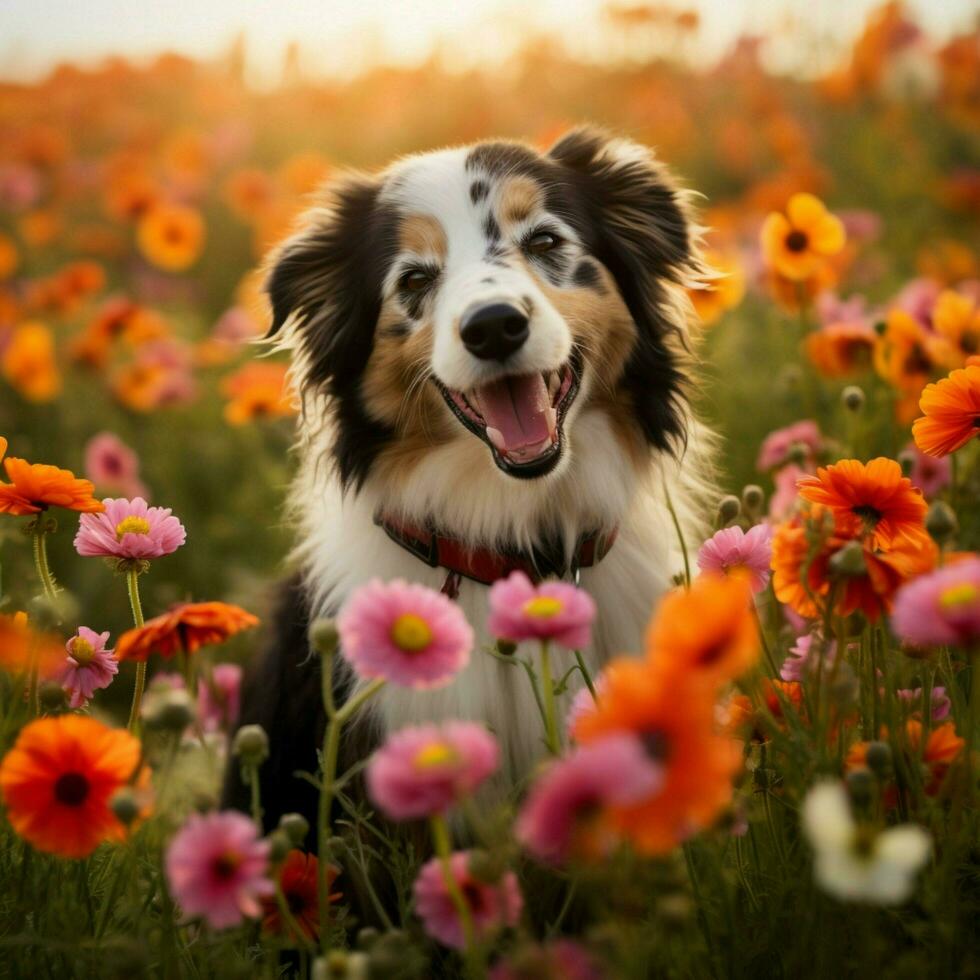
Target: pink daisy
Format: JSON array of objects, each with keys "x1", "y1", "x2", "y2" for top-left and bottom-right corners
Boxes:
[
  {"x1": 697, "y1": 523, "x2": 773, "y2": 594},
  {"x1": 780, "y1": 632, "x2": 837, "y2": 683},
  {"x1": 891, "y1": 557, "x2": 980, "y2": 648},
  {"x1": 768, "y1": 463, "x2": 809, "y2": 523},
  {"x1": 413, "y1": 851, "x2": 522, "y2": 950},
  {"x1": 56, "y1": 626, "x2": 118, "y2": 708},
  {"x1": 74, "y1": 497, "x2": 186, "y2": 561},
  {"x1": 165, "y1": 811, "x2": 274, "y2": 930},
  {"x1": 489, "y1": 940, "x2": 602, "y2": 980},
  {"x1": 515, "y1": 734, "x2": 661, "y2": 864},
  {"x1": 756, "y1": 420, "x2": 823, "y2": 472},
  {"x1": 197, "y1": 663, "x2": 243, "y2": 733},
  {"x1": 337, "y1": 579, "x2": 472, "y2": 688},
  {"x1": 896, "y1": 686, "x2": 951, "y2": 722},
  {"x1": 902, "y1": 442, "x2": 951, "y2": 500},
  {"x1": 366, "y1": 722, "x2": 499, "y2": 821},
  {"x1": 84, "y1": 432, "x2": 149, "y2": 500},
  {"x1": 487, "y1": 572, "x2": 596, "y2": 650}
]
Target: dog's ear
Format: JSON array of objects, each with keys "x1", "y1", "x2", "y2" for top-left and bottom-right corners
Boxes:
[
  {"x1": 264, "y1": 173, "x2": 398, "y2": 487},
  {"x1": 548, "y1": 126, "x2": 702, "y2": 453}
]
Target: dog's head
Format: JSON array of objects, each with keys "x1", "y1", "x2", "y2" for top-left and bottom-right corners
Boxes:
[{"x1": 267, "y1": 127, "x2": 702, "y2": 490}]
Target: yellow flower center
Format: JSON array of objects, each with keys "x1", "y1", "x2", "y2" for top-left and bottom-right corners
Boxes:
[
  {"x1": 939, "y1": 583, "x2": 978, "y2": 612},
  {"x1": 522, "y1": 596, "x2": 564, "y2": 619},
  {"x1": 115, "y1": 516, "x2": 151, "y2": 540},
  {"x1": 390, "y1": 613, "x2": 433, "y2": 652},
  {"x1": 414, "y1": 742, "x2": 458, "y2": 769},
  {"x1": 69, "y1": 636, "x2": 95, "y2": 666}
]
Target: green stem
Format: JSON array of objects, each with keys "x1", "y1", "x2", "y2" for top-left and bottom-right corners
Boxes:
[
  {"x1": 750, "y1": 603, "x2": 779, "y2": 678},
  {"x1": 274, "y1": 874, "x2": 315, "y2": 950},
  {"x1": 539, "y1": 641, "x2": 560, "y2": 755},
  {"x1": 248, "y1": 762, "x2": 262, "y2": 827},
  {"x1": 32, "y1": 529, "x2": 59, "y2": 602},
  {"x1": 125, "y1": 570, "x2": 146, "y2": 732},
  {"x1": 573, "y1": 650, "x2": 598, "y2": 701},
  {"x1": 662, "y1": 479, "x2": 691, "y2": 587},
  {"x1": 430, "y1": 814, "x2": 478, "y2": 966}
]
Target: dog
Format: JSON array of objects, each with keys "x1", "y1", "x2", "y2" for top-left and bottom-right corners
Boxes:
[{"x1": 223, "y1": 126, "x2": 716, "y2": 840}]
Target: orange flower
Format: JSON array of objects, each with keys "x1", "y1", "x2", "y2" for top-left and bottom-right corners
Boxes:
[
  {"x1": 760, "y1": 193, "x2": 846, "y2": 282},
  {"x1": 645, "y1": 574, "x2": 758, "y2": 685},
  {"x1": 771, "y1": 508, "x2": 937, "y2": 622},
  {"x1": 277, "y1": 152, "x2": 331, "y2": 197},
  {"x1": 574, "y1": 658, "x2": 741, "y2": 854},
  {"x1": 116, "y1": 601, "x2": 259, "y2": 662},
  {"x1": 1, "y1": 322, "x2": 61, "y2": 401},
  {"x1": 912, "y1": 365, "x2": 980, "y2": 458},
  {"x1": 805, "y1": 322, "x2": 876, "y2": 377},
  {"x1": 0, "y1": 715, "x2": 146, "y2": 858},
  {"x1": 929, "y1": 290, "x2": 980, "y2": 367},
  {"x1": 0, "y1": 450, "x2": 104, "y2": 516},
  {"x1": 0, "y1": 612, "x2": 64, "y2": 679},
  {"x1": 71, "y1": 298, "x2": 168, "y2": 368},
  {"x1": 136, "y1": 204, "x2": 205, "y2": 272},
  {"x1": 0, "y1": 232, "x2": 18, "y2": 280},
  {"x1": 221, "y1": 362, "x2": 295, "y2": 425},
  {"x1": 765, "y1": 262, "x2": 838, "y2": 314},
  {"x1": 796, "y1": 458, "x2": 929, "y2": 551},
  {"x1": 262, "y1": 850, "x2": 340, "y2": 941},
  {"x1": 223, "y1": 168, "x2": 276, "y2": 222},
  {"x1": 688, "y1": 251, "x2": 745, "y2": 326},
  {"x1": 874, "y1": 308, "x2": 945, "y2": 396},
  {"x1": 104, "y1": 171, "x2": 162, "y2": 222}
]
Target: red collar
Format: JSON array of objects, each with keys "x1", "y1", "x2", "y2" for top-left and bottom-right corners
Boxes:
[{"x1": 375, "y1": 512, "x2": 618, "y2": 592}]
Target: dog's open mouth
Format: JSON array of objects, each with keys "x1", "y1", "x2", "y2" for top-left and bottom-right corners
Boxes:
[{"x1": 436, "y1": 350, "x2": 582, "y2": 478}]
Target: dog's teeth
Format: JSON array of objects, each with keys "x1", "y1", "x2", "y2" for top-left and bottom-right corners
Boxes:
[
  {"x1": 547, "y1": 372, "x2": 560, "y2": 400},
  {"x1": 486, "y1": 427, "x2": 507, "y2": 451}
]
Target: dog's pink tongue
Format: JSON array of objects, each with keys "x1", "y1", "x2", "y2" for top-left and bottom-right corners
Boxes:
[{"x1": 473, "y1": 374, "x2": 556, "y2": 458}]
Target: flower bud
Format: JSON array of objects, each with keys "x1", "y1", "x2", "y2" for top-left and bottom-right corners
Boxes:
[
  {"x1": 741, "y1": 484, "x2": 764, "y2": 514},
  {"x1": 786, "y1": 442, "x2": 809, "y2": 467},
  {"x1": 829, "y1": 540, "x2": 867, "y2": 579},
  {"x1": 355, "y1": 927, "x2": 381, "y2": 951},
  {"x1": 309, "y1": 618, "x2": 340, "y2": 658},
  {"x1": 26, "y1": 591, "x2": 79, "y2": 630},
  {"x1": 313, "y1": 950, "x2": 368, "y2": 980},
  {"x1": 925, "y1": 501, "x2": 957, "y2": 544},
  {"x1": 865, "y1": 740, "x2": 892, "y2": 777},
  {"x1": 267, "y1": 828, "x2": 292, "y2": 863},
  {"x1": 897, "y1": 448, "x2": 916, "y2": 477},
  {"x1": 278, "y1": 812, "x2": 310, "y2": 846},
  {"x1": 143, "y1": 688, "x2": 196, "y2": 732},
  {"x1": 495, "y1": 638, "x2": 517, "y2": 657},
  {"x1": 841, "y1": 385, "x2": 865, "y2": 412},
  {"x1": 110, "y1": 787, "x2": 141, "y2": 826},
  {"x1": 325, "y1": 835, "x2": 348, "y2": 860},
  {"x1": 845, "y1": 767, "x2": 874, "y2": 807},
  {"x1": 38, "y1": 681, "x2": 68, "y2": 713},
  {"x1": 232, "y1": 724, "x2": 269, "y2": 765},
  {"x1": 716, "y1": 495, "x2": 740, "y2": 526}
]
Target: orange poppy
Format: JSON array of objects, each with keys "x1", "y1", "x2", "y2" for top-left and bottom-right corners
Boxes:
[
  {"x1": 1, "y1": 322, "x2": 61, "y2": 402},
  {"x1": 929, "y1": 290, "x2": 980, "y2": 367},
  {"x1": 644, "y1": 574, "x2": 758, "y2": 685},
  {"x1": 0, "y1": 450, "x2": 104, "y2": 516},
  {"x1": 873, "y1": 308, "x2": 945, "y2": 395},
  {"x1": 277, "y1": 152, "x2": 331, "y2": 197},
  {"x1": 115, "y1": 601, "x2": 259, "y2": 662},
  {"x1": 0, "y1": 715, "x2": 146, "y2": 858},
  {"x1": 688, "y1": 251, "x2": 746, "y2": 327},
  {"x1": 796, "y1": 458, "x2": 929, "y2": 551},
  {"x1": 765, "y1": 261, "x2": 838, "y2": 314},
  {"x1": 805, "y1": 322, "x2": 877, "y2": 377},
  {"x1": 760, "y1": 193, "x2": 846, "y2": 282},
  {"x1": 771, "y1": 508, "x2": 937, "y2": 622},
  {"x1": 0, "y1": 232, "x2": 18, "y2": 280},
  {"x1": 574, "y1": 658, "x2": 741, "y2": 854},
  {"x1": 71, "y1": 298, "x2": 169, "y2": 368},
  {"x1": 136, "y1": 203, "x2": 205, "y2": 272},
  {"x1": 223, "y1": 168, "x2": 276, "y2": 222},
  {"x1": 262, "y1": 850, "x2": 340, "y2": 941},
  {"x1": 0, "y1": 611, "x2": 64, "y2": 679},
  {"x1": 912, "y1": 365, "x2": 980, "y2": 458},
  {"x1": 221, "y1": 362, "x2": 295, "y2": 425}
]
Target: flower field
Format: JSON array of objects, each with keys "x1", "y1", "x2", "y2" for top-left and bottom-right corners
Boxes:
[{"x1": 1, "y1": 3, "x2": 980, "y2": 978}]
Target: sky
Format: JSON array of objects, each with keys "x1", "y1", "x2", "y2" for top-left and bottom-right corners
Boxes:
[{"x1": 0, "y1": 0, "x2": 977, "y2": 84}]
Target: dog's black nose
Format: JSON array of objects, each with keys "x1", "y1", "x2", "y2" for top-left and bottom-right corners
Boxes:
[{"x1": 460, "y1": 303, "x2": 529, "y2": 361}]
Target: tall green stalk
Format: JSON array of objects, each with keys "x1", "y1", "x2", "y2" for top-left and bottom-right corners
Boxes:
[{"x1": 125, "y1": 569, "x2": 146, "y2": 732}]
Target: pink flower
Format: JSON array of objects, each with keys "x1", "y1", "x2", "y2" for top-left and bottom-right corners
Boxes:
[
  {"x1": 780, "y1": 632, "x2": 837, "y2": 683},
  {"x1": 489, "y1": 940, "x2": 602, "y2": 980},
  {"x1": 816, "y1": 291, "x2": 873, "y2": 328},
  {"x1": 891, "y1": 558, "x2": 980, "y2": 648},
  {"x1": 197, "y1": 663, "x2": 243, "y2": 733},
  {"x1": 697, "y1": 524, "x2": 773, "y2": 593},
  {"x1": 487, "y1": 572, "x2": 596, "y2": 650},
  {"x1": 337, "y1": 579, "x2": 472, "y2": 688},
  {"x1": 74, "y1": 497, "x2": 186, "y2": 560},
  {"x1": 893, "y1": 277, "x2": 942, "y2": 329},
  {"x1": 413, "y1": 851, "x2": 522, "y2": 949},
  {"x1": 212, "y1": 307, "x2": 262, "y2": 345},
  {"x1": 84, "y1": 432, "x2": 149, "y2": 500},
  {"x1": 367, "y1": 722, "x2": 499, "y2": 821},
  {"x1": 756, "y1": 420, "x2": 823, "y2": 472},
  {"x1": 515, "y1": 735, "x2": 661, "y2": 864},
  {"x1": 165, "y1": 811, "x2": 273, "y2": 930},
  {"x1": 896, "y1": 686, "x2": 951, "y2": 722},
  {"x1": 768, "y1": 463, "x2": 809, "y2": 522},
  {"x1": 56, "y1": 627, "x2": 118, "y2": 708},
  {"x1": 902, "y1": 442, "x2": 951, "y2": 500}
]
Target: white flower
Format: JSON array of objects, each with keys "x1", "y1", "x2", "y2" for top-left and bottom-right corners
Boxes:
[{"x1": 802, "y1": 781, "x2": 931, "y2": 905}]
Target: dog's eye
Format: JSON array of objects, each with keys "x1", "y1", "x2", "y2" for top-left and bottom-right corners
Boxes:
[
  {"x1": 526, "y1": 231, "x2": 561, "y2": 256},
  {"x1": 400, "y1": 269, "x2": 434, "y2": 293}
]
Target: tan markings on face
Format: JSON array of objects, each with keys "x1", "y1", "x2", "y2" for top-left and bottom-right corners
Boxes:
[
  {"x1": 399, "y1": 213, "x2": 448, "y2": 261},
  {"x1": 361, "y1": 311, "x2": 456, "y2": 482},
  {"x1": 496, "y1": 176, "x2": 544, "y2": 230}
]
